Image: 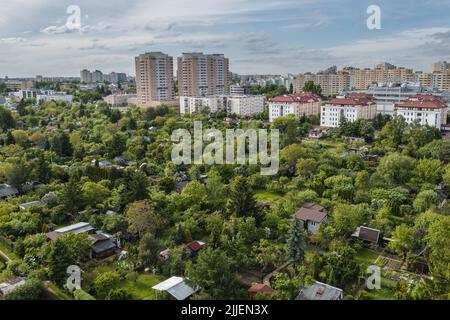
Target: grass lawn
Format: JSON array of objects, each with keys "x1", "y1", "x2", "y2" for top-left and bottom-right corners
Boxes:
[
  {"x1": 120, "y1": 273, "x2": 165, "y2": 300},
  {"x1": 365, "y1": 277, "x2": 397, "y2": 300},
  {"x1": 354, "y1": 248, "x2": 380, "y2": 266},
  {"x1": 0, "y1": 241, "x2": 18, "y2": 261},
  {"x1": 46, "y1": 282, "x2": 73, "y2": 300},
  {"x1": 254, "y1": 190, "x2": 282, "y2": 204}
]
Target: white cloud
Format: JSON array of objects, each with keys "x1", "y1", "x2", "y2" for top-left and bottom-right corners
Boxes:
[{"x1": 0, "y1": 37, "x2": 27, "y2": 43}]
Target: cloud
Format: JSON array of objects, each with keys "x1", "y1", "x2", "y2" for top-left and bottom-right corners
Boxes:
[
  {"x1": 41, "y1": 21, "x2": 112, "y2": 34},
  {"x1": 0, "y1": 37, "x2": 27, "y2": 43}
]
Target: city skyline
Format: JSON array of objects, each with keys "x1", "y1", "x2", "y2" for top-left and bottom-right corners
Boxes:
[{"x1": 1, "y1": 0, "x2": 450, "y2": 77}]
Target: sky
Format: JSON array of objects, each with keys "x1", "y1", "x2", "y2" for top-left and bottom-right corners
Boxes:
[{"x1": 1, "y1": 0, "x2": 450, "y2": 77}]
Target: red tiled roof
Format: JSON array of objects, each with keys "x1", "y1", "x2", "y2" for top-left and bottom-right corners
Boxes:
[
  {"x1": 328, "y1": 98, "x2": 375, "y2": 106},
  {"x1": 395, "y1": 100, "x2": 446, "y2": 109},
  {"x1": 248, "y1": 283, "x2": 273, "y2": 294},
  {"x1": 185, "y1": 241, "x2": 206, "y2": 252},
  {"x1": 269, "y1": 92, "x2": 321, "y2": 104},
  {"x1": 294, "y1": 207, "x2": 327, "y2": 223}
]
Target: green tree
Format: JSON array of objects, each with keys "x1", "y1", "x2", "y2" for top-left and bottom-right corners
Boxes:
[
  {"x1": 5, "y1": 279, "x2": 45, "y2": 300},
  {"x1": 47, "y1": 240, "x2": 73, "y2": 286},
  {"x1": 286, "y1": 220, "x2": 306, "y2": 264},
  {"x1": 94, "y1": 271, "x2": 121, "y2": 299},
  {"x1": 60, "y1": 178, "x2": 84, "y2": 215},
  {"x1": 226, "y1": 176, "x2": 256, "y2": 217},
  {"x1": 302, "y1": 80, "x2": 322, "y2": 96},
  {"x1": 125, "y1": 200, "x2": 165, "y2": 238},
  {"x1": 377, "y1": 153, "x2": 415, "y2": 185},
  {"x1": 389, "y1": 224, "x2": 414, "y2": 261},
  {"x1": 413, "y1": 190, "x2": 440, "y2": 213},
  {"x1": 138, "y1": 233, "x2": 161, "y2": 268},
  {"x1": 186, "y1": 248, "x2": 240, "y2": 299}
]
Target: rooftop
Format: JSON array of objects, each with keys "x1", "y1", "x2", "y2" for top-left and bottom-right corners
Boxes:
[
  {"x1": 269, "y1": 92, "x2": 321, "y2": 104},
  {"x1": 54, "y1": 222, "x2": 94, "y2": 235},
  {"x1": 296, "y1": 281, "x2": 343, "y2": 300},
  {"x1": 294, "y1": 205, "x2": 327, "y2": 223},
  {"x1": 152, "y1": 276, "x2": 196, "y2": 300}
]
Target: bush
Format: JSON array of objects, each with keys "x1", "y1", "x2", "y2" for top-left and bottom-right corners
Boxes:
[
  {"x1": 73, "y1": 289, "x2": 96, "y2": 300},
  {"x1": 5, "y1": 279, "x2": 45, "y2": 300}
]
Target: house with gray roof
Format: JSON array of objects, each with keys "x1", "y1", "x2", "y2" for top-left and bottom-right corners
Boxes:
[
  {"x1": 296, "y1": 281, "x2": 343, "y2": 300},
  {"x1": 0, "y1": 184, "x2": 19, "y2": 199}
]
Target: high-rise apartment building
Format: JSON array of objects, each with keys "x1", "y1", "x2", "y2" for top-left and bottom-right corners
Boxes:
[
  {"x1": 177, "y1": 53, "x2": 229, "y2": 96},
  {"x1": 433, "y1": 61, "x2": 450, "y2": 73},
  {"x1": 135, "y1": 52, "x2": 174, "y2": 107}
]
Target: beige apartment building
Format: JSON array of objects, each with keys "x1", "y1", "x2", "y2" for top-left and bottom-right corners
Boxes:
[
  {"x1": 134, "y1": 52, "x2": 175, "y2": 108},
  {"x1": 177, "y1": 53, "x2": 229, "y2": 97},
  {"x1": 295, "y1": 73, "x2": 350, "y2": 96},
  {"x1": 296, "y1": 64, "x2": 415, "y2": 95}
]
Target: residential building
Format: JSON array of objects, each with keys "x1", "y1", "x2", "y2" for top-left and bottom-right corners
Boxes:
[
  {"x1": 36, "y1": 93, "x2": 73, "y2": 103},
  {"x1": 179, "y1": 96, "x2": 225, "y2": 114},
  {"x1": 394, "y1": 95, "x2": 448, "y2": 128},
  {"x1": 292, "y1": 203, "x2": 327, "y2": 234},
  {"x1": 80, "y1": 69, "x2": 92, "y2": 82},
  {"x1": 11, "y1": 89, "x2": 37, "y2": 99},
  {"x1": 230, "y1": 84, "x2": 247, "y2": 95},
  {"x1": 432, "y1": 71, "x2": 450, "y2": 91},
  {"x1": 268, "y1": 92, "x2": 321, "y2": 122},
  {"x1": 177, "y1": 53, "x2": 229, "y2": 96},
  {"x1": 2, "y1": 80, "x2": 34, "y2": 91},
  {"x1": 80, "y1": 69, "x2": 128, "y2": 83},
  {"x1": 226, "y1": 95, "x2": 265, "y2": 117},
  {"x1": 320, "y1": 94, "x2": 377, "y2": 128},
  {"x1": 88, "y1": 233, "x2": 117, "y2": 259},
  {"x1": 433, "y1": 61, "x2": 450, "y2": 73},
  {"x1": 363, "y1": 82, "x2": 429, "y2": 115},
  {"x1": 296, "y1": 281, "x2": 343, "y2": 300},
  {"x1": 104, "y1": 94, "x2": 137, "y2": 107},
  {"x1": 180, "y1": 94, "x2": 264, "y2": 117},
  {"x1": 46, "y1": 222, "x2": 95, "y2": 240},
  {"x1": 295, "y1": 72, "x2": 350, "y2": 96},
  {"x1": 135, "y1": 52, "x2": 175, "y2": 107},
  {"x1": 414, "y1": 72, "x2": 433, "y2": 87}
]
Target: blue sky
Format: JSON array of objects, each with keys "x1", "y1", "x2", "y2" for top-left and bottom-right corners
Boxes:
[{"x1": 1, "y1": 0, "x2": 449, "y2": 77}]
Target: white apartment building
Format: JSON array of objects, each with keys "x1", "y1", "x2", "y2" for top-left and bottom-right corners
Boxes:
[
  {"x1": 179, "y1": 95, "x2": 264, "y2": 117},
  {"x1": 179, "y1": 96, "x2": 225, "y2": 114},
  {"x1": 268, "y1": 93, "x2": 322, "y2": 122},
  {"x1": 104, "y1": 94, "x2": 137, "y2": 107},
  {"x1": 37, "y1": 94, "x2": 73, "y2": 103},
  {"x1": 320, "y1": 95, "x2": 377, "y2": 127},
  {"x1": 395, "y1": 95, "x2": 448, "y2": 128},
  {"x1": 11, "y1": 89, "x2": 37, "y2": 99},
  {"x1": 230, "y1": 84, "x2": 246, "y2": 95},
  {"x1": 226, "y1": 95, "x2": 265, "y2": 117}
]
